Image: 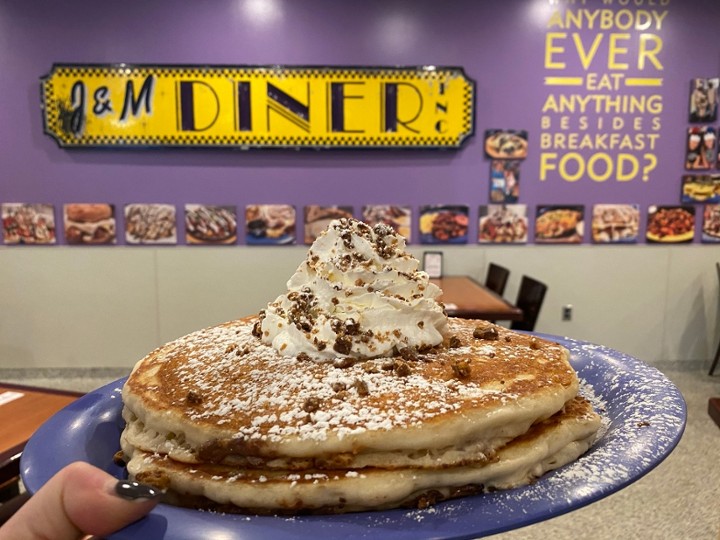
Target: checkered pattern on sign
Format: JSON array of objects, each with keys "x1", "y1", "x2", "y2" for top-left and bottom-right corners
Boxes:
[{"x1": 42, "y1": 64, "x2": 473, "y2": 148}]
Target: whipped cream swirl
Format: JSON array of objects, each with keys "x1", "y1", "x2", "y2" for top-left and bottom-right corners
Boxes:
[{"x1": 259, "y1": 218, "x2": 448, "y2": 362}]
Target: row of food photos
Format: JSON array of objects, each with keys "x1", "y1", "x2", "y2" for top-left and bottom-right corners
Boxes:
[{"x1": 1, "y1": 202, "x2": 719, "y2": 246}]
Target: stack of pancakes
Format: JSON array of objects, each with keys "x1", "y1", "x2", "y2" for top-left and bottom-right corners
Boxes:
[{"x1": 120, "y1": 317, "x2": 601, "y2": 514}]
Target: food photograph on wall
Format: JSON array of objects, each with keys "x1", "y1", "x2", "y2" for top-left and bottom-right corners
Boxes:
[
  {"x1": 591, "y1": 204, "x2": 640, "y2": 244},
  {"x1": 1, "y1": 203, "x2": 56, "y2": 245},
  {"x1": 702, "y1": 204, "x2": 720, "y2": 242},
  {"x1": 534, "y1": 205, "x2": 584, "y2": 244},
  {"x1": 124, "y1": 203, "x2": 177, "y2": 245},
  {"x1": 478, "y1": 204, "x2": 528, "y2": 243},
  {"x1": 418, "y1": 205, "x2": 469, "y2": 244},
  {"x1": 646, "y1": 205, "x2": 696, "y2": 243},
  {"x1": 362, "y1": 205, "x2": 412, "y2": 241},
  {"x1": 245, "y1": 204, "x2": 296, "y2": 245},
  {"x1": 489, "y1": 160, "x2": 521, "y2": 203},
  {"x1": 685, "y1": 126, "x2": 717, "y2": 170},
  {"x1": 184, "y1": 204, "x2": 237, "y2": 245},
  {"x1": 63, "y1": 203, "x2": 116, "y2": 245},
  {"x1": 689, "y1": 77, "x2": 719, "y2": 122},
  {"x1": 304, "y1": 205, "x2": 353, "y2": 244},
  {"x1": 681, "y1": 174, "x2": 720, "y2": 203},
  {"x1": 484, "y1": 129, "x2": 528, "y2": 160}
]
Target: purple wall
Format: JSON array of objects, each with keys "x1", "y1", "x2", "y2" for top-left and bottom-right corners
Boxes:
[{"x1": 0, "y1": 0, "x2": 716, "y2": 244}]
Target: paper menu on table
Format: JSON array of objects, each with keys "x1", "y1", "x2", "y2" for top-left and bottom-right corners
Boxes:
[{"x1": 0, "y1": 391, "x2": 24, "y2": 406}]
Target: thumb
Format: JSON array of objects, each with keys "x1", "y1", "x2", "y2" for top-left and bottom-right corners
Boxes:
[{"x1": 0, "y1": 461, "x2": 161, "y2": 540}]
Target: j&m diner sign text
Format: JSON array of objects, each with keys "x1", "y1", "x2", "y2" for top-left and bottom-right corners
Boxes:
[{"x1": 41, "y1": 64, "x2": 475, "y2": 149}]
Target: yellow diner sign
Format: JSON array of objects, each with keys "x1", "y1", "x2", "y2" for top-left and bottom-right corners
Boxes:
[{"x1": 41, "y1": 64, "x2": 475, "y2": 149}]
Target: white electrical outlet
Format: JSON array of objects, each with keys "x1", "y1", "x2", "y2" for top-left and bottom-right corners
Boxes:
[{"x1": 562, "y1": 305, "x2": 573, "y2": 321}]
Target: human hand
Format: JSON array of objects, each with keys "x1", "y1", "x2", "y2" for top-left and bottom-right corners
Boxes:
[{"x1": 0, "y1": 461, "x2": 161, "y2": 540}]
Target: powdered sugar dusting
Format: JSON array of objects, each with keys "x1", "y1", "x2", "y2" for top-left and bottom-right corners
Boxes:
[
  {"x1": 269, "y1": 336, "x2": 685, "y2": 539},
  {"x1": 136, "y1": 319, "x2": 574, "y2": 447},
  {"x1": 117, "y1": 333, "x2": 685, "y2": 539},
  {"x1": 492, "y1": 337, "x2": 683, "y2": 504},
  {"x1": 406, "y1": 336, "x2": 684, "y2": 519}
]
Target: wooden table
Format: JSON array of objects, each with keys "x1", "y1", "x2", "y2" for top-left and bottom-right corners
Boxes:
[
  {"x1": 0, "y1": 383, "x2": 83, "y2": 498},
  {"x1": 430, "y1": 276, "x2": 523, "y2": 321}
]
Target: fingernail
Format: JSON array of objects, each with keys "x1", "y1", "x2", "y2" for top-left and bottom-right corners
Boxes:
[{"x1": 114, "y1": 479, "x2": 164, "y2": 501}]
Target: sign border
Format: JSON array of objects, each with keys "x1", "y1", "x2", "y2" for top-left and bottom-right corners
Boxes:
[{"x1": 40, "y1": 63, "x2": 476, "y2": 151}]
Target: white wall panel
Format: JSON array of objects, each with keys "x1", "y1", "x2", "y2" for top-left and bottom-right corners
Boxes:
[
  {"x1": 1, "y1": 246, "x2": 717, "y2": 369},
  {"x1": 0, "y1": 248, "x2": 158, "y2": 368},
  {"x1": 509, "y1": 246, "x2": 671, "y2": 364},
  {"x1": 155, "y1": 247, "x2": 302, "y2": 343},
  {"x1": 664, "y1": 247, "x2": 720, "y2": 363}
]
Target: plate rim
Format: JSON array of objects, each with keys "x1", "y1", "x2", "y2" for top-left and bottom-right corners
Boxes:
[{"x1": 20, "y1": 334, "x2": 687, "y2": 540}]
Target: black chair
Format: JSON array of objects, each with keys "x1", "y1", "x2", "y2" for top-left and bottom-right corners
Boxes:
[
  {"x1": 709, "y1": 262, "x2": 720, "y2": 376},
  {"x1": 510, "y1": 275, "x2": 548, "y2": 332},
  {"x1": 485, "y1": 263, "x2": 510, "y2": 297}
]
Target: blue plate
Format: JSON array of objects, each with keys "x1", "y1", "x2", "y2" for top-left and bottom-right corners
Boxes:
[
  {"x1": 21, "y1": 335, "x2": 686, "y2": 540},
  {"x1": 419, "y1": 233, "x2": 468, "y2": 245},
  {"x1": 245, "y1": 234, "x2": 296, "y2": 245}
]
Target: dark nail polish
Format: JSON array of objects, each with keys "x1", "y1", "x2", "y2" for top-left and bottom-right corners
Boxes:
[{"x1": 115, "y1": 480, "x2": 164, "y2": 501}]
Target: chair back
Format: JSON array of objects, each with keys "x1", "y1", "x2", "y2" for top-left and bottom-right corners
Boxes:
[
  {"x1": 485, "y1": 263, "x2": 510, "y2": 297},
  {"x1": 709, "y1": 262, "x2": 720, "y2": 375},
  {"x1": 510, "y1": 275, "x2": 548, "y2": 332}
]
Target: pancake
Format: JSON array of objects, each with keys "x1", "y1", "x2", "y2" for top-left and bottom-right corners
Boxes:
[
  {"x1": 120, "y1": 217, "x2": 602, "y2": 514},
  {"x1": 121, "y1": 317, "x2": 579, "y2": 472},
  {"x1": 124, "y1": 395, "x2": 600, "y2": 514}
]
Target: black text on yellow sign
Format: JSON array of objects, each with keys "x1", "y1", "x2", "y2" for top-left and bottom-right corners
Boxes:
[{"x1": 41, "y1": 64, "x2": 475, "y2": 149}]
